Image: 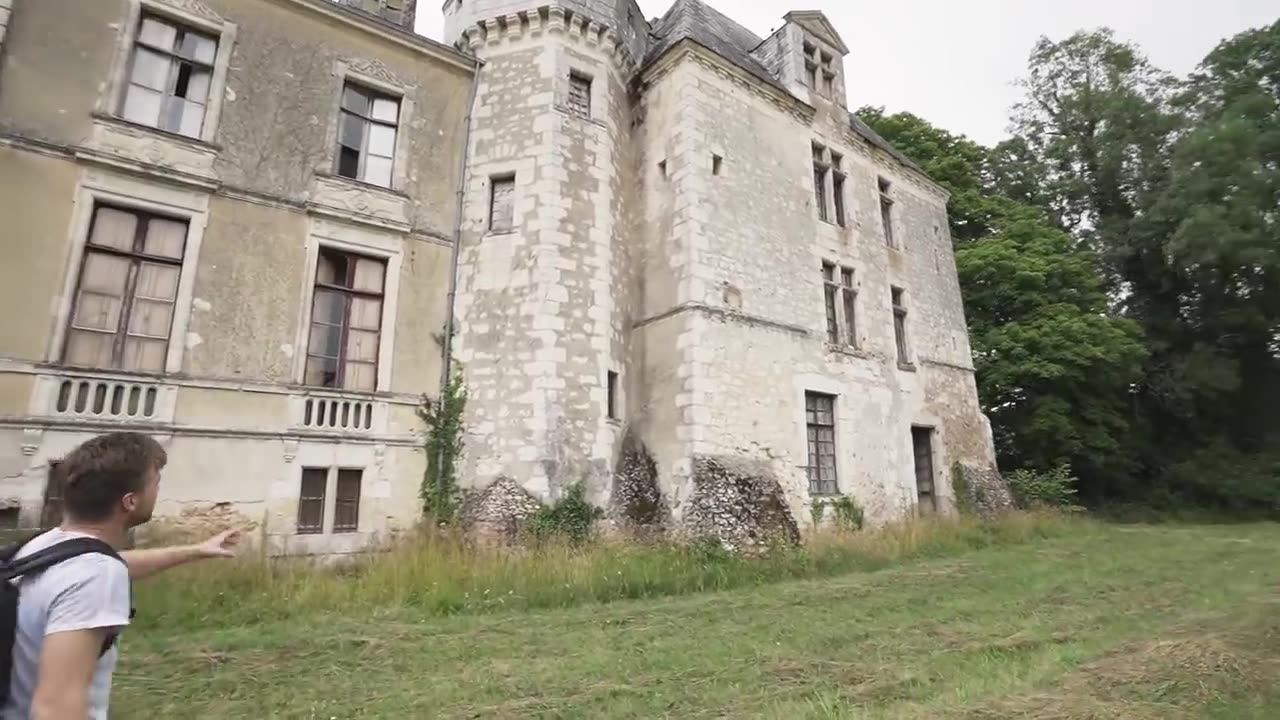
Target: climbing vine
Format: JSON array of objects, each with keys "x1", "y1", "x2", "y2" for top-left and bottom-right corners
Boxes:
[{"x1": 418, "y1": 362, "x2": 467, "y2": 521}]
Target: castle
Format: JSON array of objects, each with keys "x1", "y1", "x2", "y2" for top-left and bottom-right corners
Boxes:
[
  {"x1": 443, "y1": 0, "x2": 997, "y2": 542},
  {"x1": 0, "y1": 0, "x2": 995, "y2": 552}
]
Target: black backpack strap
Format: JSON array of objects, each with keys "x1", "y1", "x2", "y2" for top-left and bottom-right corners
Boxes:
[{"x1": 1, "y1": 538, "x2": 122, "y2": 583}]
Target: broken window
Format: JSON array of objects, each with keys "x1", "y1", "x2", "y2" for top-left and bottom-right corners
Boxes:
[
  {"x1": 822, "y1": 262, "x2": 839, "y2": 344},
  {"x1": 121, "y1": 14, "x2": 218, "y2": 138},
  {"x1": 813, "y1": 143, "x2": 830, "y2": 223},
  {"x1": 297, "y1": 468, "x2": 327, "y2": 534},
  {"x1": 841, "y1": 268, "x2": 857, "y2": 347},
  {"x1": 567, "y1": 72, "x2": 592, "y2": 119},
  {"x1": 831, "y1": 151, "x2": 847, "y2": 227},
  {"x1": 336, "y1": 82, "x2": 400, "y2": 188},
  {"x1": 489, "y1": 174, "x2": 516, "y2": 231},
  {"x1": 305, "y1": 248, "x2": 386, "y2": 392},
  {"x1": 606, "y1": 370, "x2": 619, "y2": 420},
  {"x1": 805, "y1": 392, "x2": 838, "y2": 496},
  {"x1": 879, "y1": 176, "x2": 896, "y2": 248},
  {"x1": 892, "y1": 286, "x2": 910, "y2": 365},
  {"x1": 64, "y1": 205, "x2": 187, "y2": 373},
  {"x1": 333, "y1": 469, "x2": 362, "y2": 533}
]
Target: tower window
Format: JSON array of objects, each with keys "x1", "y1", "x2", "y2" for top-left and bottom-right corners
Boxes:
[{"x1": 568, "y1": 72, "x2": 592, "y2": 119}]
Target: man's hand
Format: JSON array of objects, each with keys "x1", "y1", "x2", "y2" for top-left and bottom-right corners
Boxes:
[
  {"x1": 196, "y1": 528, "x2": 242, "y2": 559},
  {"x1": 122, "y1": 527, "x2": 246, "y2": 580}
]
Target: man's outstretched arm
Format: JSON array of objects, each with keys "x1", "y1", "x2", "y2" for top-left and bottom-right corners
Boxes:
[{"x1": 121, "y1": 528, "x2": 242, "y2": 581}]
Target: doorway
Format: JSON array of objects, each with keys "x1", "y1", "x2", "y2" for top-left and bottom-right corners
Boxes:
[{"x1": 911, "y1": 427, "x2": 937, "y2": 514}]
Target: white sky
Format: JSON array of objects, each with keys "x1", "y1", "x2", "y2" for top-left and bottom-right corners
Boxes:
[{"x1": 417, "y1": 0, "x2": 1279, "y2": 146}]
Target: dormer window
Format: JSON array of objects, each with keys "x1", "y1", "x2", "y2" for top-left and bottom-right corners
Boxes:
[{"x1": 803, "y1": 41, "x2": 818, "y2": 89}]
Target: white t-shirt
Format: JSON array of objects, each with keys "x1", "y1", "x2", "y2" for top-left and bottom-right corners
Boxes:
[{"x1": 2, "y1": 529, "x2": 131, "y2": 720}]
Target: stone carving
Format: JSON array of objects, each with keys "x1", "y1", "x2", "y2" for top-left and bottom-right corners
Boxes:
[
  {"x1": 88, "y1": 118, "x2": 217, "y2": 179},
  {"x1": 343, "y1": 57, "x2": 406, "y2": 90},
  {"x1": 308, "y1": 174, "x2": 411, "y2": 229},
  {"x1": 151, "y1": 0, "x2": 223, "y2": 23}
]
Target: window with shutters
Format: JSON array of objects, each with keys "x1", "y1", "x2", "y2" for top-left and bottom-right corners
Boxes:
[
  {"x1": 333, "y1": 469, "x2": 362, "y2": 533},
  {"x1": 567, "y1": 72, "x2": 592, "y2": 119},
  {"x1": 64, "y1": 205, "x2": 187, "y2": 373},
  {"x1": 805, "y1": 393, "x2": 838, "y2": 496},
  {"x1": 305, "y1": 248, "x2": 386, "y2": 392},
  {"x1": 297, "y1": 467, "x2": 327, "y2": 535},
  {"x1": 336, "y1": 82, "x2": 400, "y2": 188},
  {"x1": 489, "y1": 174, "x2": 516, "y2": 232},
  {"x1": 120, "y1": 14, "x2": 218, "y2": 138}
]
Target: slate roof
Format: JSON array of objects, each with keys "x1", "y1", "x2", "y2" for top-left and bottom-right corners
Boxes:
[{"x1": 643, "y1": 0, "x2": 927, "y2": 178}]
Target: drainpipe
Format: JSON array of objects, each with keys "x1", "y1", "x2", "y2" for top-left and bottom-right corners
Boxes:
[{"x1": 435, "y1": 52, "x2": 482, "y2": 501}]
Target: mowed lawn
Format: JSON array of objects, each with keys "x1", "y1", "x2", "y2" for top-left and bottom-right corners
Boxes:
[{"x1": 112, "y1": 522, "x2": 1280, "y2": 719}]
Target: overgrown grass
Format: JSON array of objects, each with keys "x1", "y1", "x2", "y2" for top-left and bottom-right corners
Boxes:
[
  {"x1": 114, "y1": 519, "x2": 1280, "y2": 718},
  {"x1": 133, "y1": 512, "x2": 1076, "y2": 632}
]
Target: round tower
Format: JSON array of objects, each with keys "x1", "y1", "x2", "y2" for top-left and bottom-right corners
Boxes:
[{"x1": 442, "y1": 0, "x2": 649, "y2": 507}]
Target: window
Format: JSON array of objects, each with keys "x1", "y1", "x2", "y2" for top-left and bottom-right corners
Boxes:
[
  {"x1": 841, "y1": 268, "x2": 857, "y2": 347},
  {"x1": 812, "y1": 143, "x2": 829, "y2": 223},
  {"x1": 820, "y1": 52, "x2": 835, "y2": 97},
  {"x1": 606, "y1": 370, "x2": 619, "y2": 420},
  {"x1": 822, "y1": 263, "x2": 839, "y2": 344},
  {"x1": 658, "y1": 160, "x2": 667, "y2": 178},
  {"x1": 336, "y1": 83, "x2": 400, "y2": 188},
  {"x1": 831, "y1": 152, "x2": 847, "y2": 227},
  {"x1": 299, "y1": 467, "x2": 363, "y2": 535},
  {"x1": 892, "y1": 286, "x2": 910, "y2": 365},
  {"x1": 567, "y1": 72, "x2": 592, "y2": 119},
  {"x1": 879, "y1": 177, "x2": 896, "y2": 248},
  {"x1": 121, "y1": 14, "x2": 218, "y2": 138},
  {"x1": 489, "y1": 174, "x2": 516, "y2": 231},
  {"x1": 333, "y1": 469, "x2": 362, "y2": 533},
  {"x1": 64, "y1": 205, "x2": 187, "y2": 373},
  {"x1": 712, "y1": 154, "x2": 723, "y2": 176},
  {"x1": 803, "y1": 42, "x2": 818, "y2": 88},
  {"x1": 297, "y1": 468, "x2": 327, "y2": 535},
  {"x1": 42, "y1": 462, "x2": 66, "y2": 531},
  {"x1": 912, "y1": 427, "x2": 937, "y2": 514},
  {"x1": 305, "y1": 248, "x2": 386, "y2": 392},
  {"x1": 805, "y1": 393, "x2": 838, "y2": 496}
]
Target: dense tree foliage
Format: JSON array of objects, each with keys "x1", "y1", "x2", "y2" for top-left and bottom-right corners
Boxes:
[{"x1": 859, "y1": 19, "x2": 1280, "y2": 512}]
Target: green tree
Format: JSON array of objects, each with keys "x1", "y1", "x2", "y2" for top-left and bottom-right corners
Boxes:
[{"x1": 857, "y1": 108, "x2": 1146, "y2": 498}]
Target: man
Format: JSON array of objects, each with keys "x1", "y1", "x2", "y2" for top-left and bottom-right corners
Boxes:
[{"x1": 3, "y1": 432, "x2": 241, "y2": 720}]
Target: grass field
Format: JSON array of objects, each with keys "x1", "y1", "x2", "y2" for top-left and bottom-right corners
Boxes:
[{"x1": 112, "y1": 520, "x2": 1280, "y2": 718}]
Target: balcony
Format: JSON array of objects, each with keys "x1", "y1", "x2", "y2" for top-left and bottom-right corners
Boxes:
[
  {"x1": 32, "y1": 372, "x2": 178, "y2": 425},
  {"x1": 290, "y1": 393, "x2": 386, "y2": 435}
]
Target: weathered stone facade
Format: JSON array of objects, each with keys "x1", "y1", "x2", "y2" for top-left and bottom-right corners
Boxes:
[
  {"x1": 0, "y1": 0, "x2": 475, "y2": 555},
  {"x1": 444, "y1": 0, "x2": 999, "y2": 544}
]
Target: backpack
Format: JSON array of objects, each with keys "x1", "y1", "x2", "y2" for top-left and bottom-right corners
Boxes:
[{"x1": 0, "y1": 534, "x2": 126, "y2": 704}]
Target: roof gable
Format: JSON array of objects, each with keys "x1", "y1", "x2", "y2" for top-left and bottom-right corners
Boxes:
[{"x1": 784, "y1": 10, "x2": 849, "y2": 55}]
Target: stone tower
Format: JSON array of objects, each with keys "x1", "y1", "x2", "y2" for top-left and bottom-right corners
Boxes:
[{"x1": 442, "y1": 1, "x2": 649, "y2": 504}]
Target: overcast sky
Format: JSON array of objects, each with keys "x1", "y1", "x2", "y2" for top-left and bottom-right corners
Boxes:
[{"x1": 417, "y1": 0, "x2": 1278, "y2": 146}]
